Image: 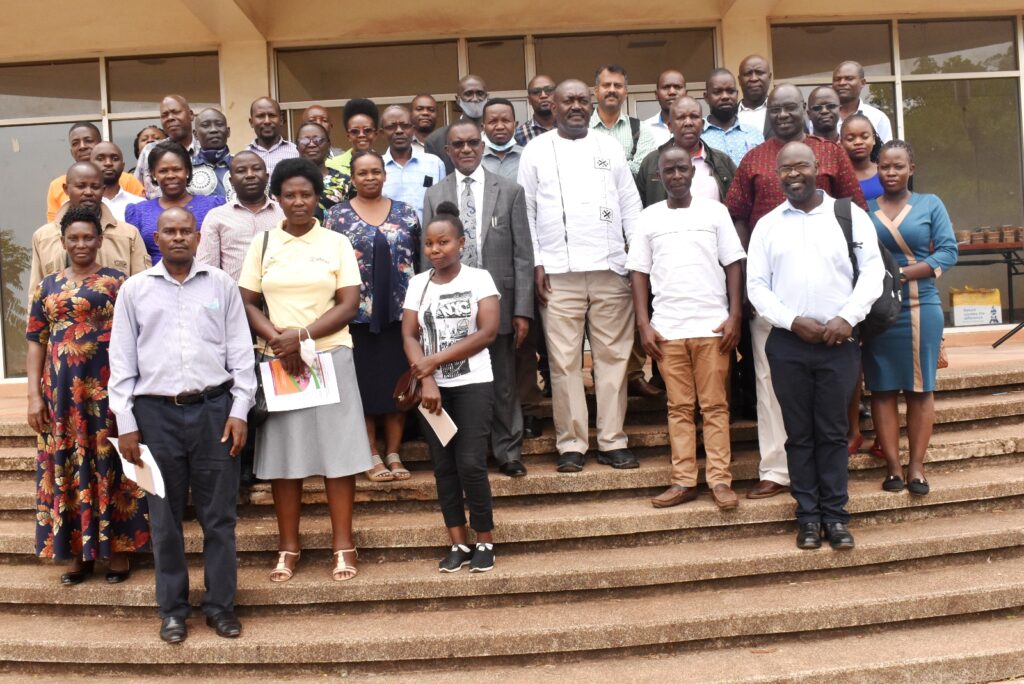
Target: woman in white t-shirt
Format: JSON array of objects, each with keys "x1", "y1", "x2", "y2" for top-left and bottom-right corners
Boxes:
[{"x1": 402, "y1": 201, "x2": 501, "y2": 573}]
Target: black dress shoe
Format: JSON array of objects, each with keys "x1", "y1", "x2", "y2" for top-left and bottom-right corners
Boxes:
[
  {"x1": 498, "y1": 460, "x2": 527, "y2": 477},
  {"x1": 556, "y1": 451, "x2": 585, "y2": 473},
  {"x1": 796, "y1": 522, "x2": 822, "y2": 550},
  {"x1": 596, "y1": 448, "x2": 639, "y2": 469},
  {"x1": 206, "y1": 611, "x2": 242, "y2": 638},
  {"x1": 522, "y1": 415, "x2": 543, "y2": 439},
  {"x1": 160, "y1": 616, "x2": 188, "y2": 643},
  {"x1": 628, "y1": 377, "x2": 665, "y2": 398},
  {"x1": 60, "y1": 561, "x2": 94, "y2": 586},
  {"x1": 105, "y1": 569, "x2": 131, "y2": 584},
  {"x1": 823, "y1": 522, "x2": 855, "y2": 549}
]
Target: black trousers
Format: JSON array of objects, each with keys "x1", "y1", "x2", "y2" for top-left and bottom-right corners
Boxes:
[
  {"x1": 489, "y1": 333, "x2": 524, "y2": 465},
  {"x1": 766, "y1": 328, "x2": 860, "y2": 525},
  {"x1": 419, "y1": 382, "x2": 495, "y2": 533},
  {"x1": 134, "y1": 392, "x2": 239, "y2": 619}
]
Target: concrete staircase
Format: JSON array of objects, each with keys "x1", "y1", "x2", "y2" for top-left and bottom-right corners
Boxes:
[{"x1": 0, "y1": 342, "x2": 1023, "y2": 680}]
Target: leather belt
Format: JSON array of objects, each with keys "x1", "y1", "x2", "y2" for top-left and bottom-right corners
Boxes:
[{"x1": 145, "y1": 381, "x2": 233, "y2": 406}]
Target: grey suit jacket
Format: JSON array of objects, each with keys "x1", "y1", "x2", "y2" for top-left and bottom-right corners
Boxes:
[{"x1": 422, "y1": 169, "x2": 535, "y2": 335}]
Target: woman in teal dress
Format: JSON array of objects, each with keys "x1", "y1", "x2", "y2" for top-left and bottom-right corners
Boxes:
[{"x1": 862, "y1": 140, "x2": 959, "y2": 496}]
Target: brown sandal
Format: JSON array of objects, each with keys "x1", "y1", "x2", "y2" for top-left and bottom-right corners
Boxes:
[
  {"x1": 365, "y1": 454, "x2": 394, "y2": 482},
  {"x1": 384, "y1": 453, "x2": 411, "y2": 480}
]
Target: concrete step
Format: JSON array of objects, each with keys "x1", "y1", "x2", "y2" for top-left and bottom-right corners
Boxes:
[
  {"x1": 6, "y1": 507, "x2": 1024, "y2": 609},
  {"x1": 3, "y1": 459, "x2": 1024, "y2": 555},
  {"x1": 1, "y1": 554, "x2": 1022, "y2": 666}
]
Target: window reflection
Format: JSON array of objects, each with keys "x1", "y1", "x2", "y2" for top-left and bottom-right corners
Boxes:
[
  {"x1": 772, "y1": 23, "x2": 893, "y2": 80},
  {"x1": 899, "y1": 19, "x2": 1017, "y2": 75},
  {"x1": 0, "y1": 61, "x2": 100, "y2": 119},
  {"x1": 107, "y1": 54, "x2": 220, "y2": 113},
  {"x1": 468, "y1": 38, "x2": 526, "y2": 91}
]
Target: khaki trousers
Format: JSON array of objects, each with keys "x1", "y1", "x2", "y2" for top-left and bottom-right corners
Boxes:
[
  {"x1": 540, "y1": 271, "x2": 633, "y2": 454},
  {"x1": 752, "y1": 314, "x2": 790, "y2": 486},
  {"x1": 660, "y1": 337, "x2": 733, "y2": 487}
]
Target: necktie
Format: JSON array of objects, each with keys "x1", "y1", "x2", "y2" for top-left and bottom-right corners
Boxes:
[{"x1": 460, "y1": 177, "x2": 478, "y2": 266}]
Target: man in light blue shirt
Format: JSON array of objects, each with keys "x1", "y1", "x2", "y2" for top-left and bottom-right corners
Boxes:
[
  {"x1": 701, "y1": 68, "x2": 764, "y2": 166},
  {"x1": 380, "y1": 105, "x2": 446, "y2": 220}
]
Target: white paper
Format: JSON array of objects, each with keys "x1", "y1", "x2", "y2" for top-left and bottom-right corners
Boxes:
[
  {"x1": 107, "y1": 437, "x2": 166, "y2": 498},
  {"x1": 260, "y1": 351, "x2": 341, "y2": 412},
  {"x1": 418, "y1": 406, "x2": 459, "y2": 447}
]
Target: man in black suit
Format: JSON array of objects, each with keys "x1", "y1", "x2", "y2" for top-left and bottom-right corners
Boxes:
[{"x1": 423, "y1": 119, "x2": 535, "y2": 477}]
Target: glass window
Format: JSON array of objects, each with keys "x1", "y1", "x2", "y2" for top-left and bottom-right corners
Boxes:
[
  {"x1": 534, "y1": 29, "x2": 715, "y2": 85},
  {"x1": 468, "y1": 38, "x2": 526, "y2": 91},
  {"x1": 106, "y1": 54, "x2": 220, "y2": 113},
  {"x1": 772, "y1": 23, "x2": 892, "y2": 80},
  {"x1": 902, "y1": 78, "x2": 1024, "y2": 227},
  {"x1": 899, "y1": 19, "x2": 1017, "y2": 75},
  {"x1": 0, "y1": 61, "x2": 100, "y2": 119},
  {"x1": 795, "y1": 83, "x2": 897, "y2": 134},
  {"x1": 0, "y1": 123, "x2": 93, "y2": 376},
  {"x1": 277, "y1": 42, "x2": 459, "y2": 102},
  {"x1": 110, "y1": 118, "x2": 163, "y2": 172}
]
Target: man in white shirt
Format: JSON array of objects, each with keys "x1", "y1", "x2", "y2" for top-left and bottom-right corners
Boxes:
[
  {"x1": 91, "y1": 142, "x2": 144, "y2": 222},
  {"x1": 629, "y1": 146, "x2": 745, "y2": 510},
  {"x1": 518, "y1": 79, "x2": 643, "y2": 473},
  {"x1": 642, "y1": 70, "x2": 687, "y2": 146},
  {"x1": 832, "y1": 61, "x2": 894, "y2": 143},
  {"x1": 737, "y1": 55, "x2": 772, "y2": 137},
  {"x1": 747, "y1": 141, "x2": 883, "y2": 552}
]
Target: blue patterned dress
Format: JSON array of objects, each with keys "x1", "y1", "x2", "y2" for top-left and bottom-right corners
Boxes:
[{"x1": 863, "y1": 193, "x2": 959, "y2": 392}]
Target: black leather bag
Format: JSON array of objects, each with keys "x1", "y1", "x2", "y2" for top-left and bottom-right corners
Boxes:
[
  {"x1": 248, "y1": 232, "x2": 273, "y2": 427},
  {"x1": 834, "y1": 197, "x2": 902, "y2": 339}
]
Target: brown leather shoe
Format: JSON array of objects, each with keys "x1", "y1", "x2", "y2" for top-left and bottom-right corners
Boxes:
[
  {"x1": 651, "y1": 485, "x2": 698, "y2": 508},
  {"x1": 628, "y1": 377, "x2": 666, "y2": 399},
  {"x1": 746, "y1": 479, "x2": 789, "y2": 499},
  {"x1": 711, "y1": 484, "x2": 739, "y2": 510}
]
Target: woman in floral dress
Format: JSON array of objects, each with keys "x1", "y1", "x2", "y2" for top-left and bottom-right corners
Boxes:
[{"x1": 26, "y1": 207, "x2": 149, "y2": 585}]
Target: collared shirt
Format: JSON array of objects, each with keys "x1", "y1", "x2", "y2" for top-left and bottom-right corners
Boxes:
[
  {"x1": 627, "y1": 198, "x2": 746, "y2": 339},
  {"x1": 196, "y1": 198, "x2": 285, "y2": 281},
  {"x1": 108, "y1": 259, "x2": 257, "y2": 435},
  {"x1": 29, "y1": 202, "x2": 150, "y2": 295},
  {"x1": 135, "y1": 138, "x2": 200, "y2": 199},
  {"x1": 382, "y1": 147, "x2": 447, "y2": 220},
  {"x1": 103, "y1": 187, "x2": 145, "y2": 223},
  {"x1": 514, "y1": 117, "x2": 555, "y2": 147},
  {"x1": 725, "y1": 135, "x2": 867, "y2": 231},
  {"x1": 737, "y1": 101, "x2": 768, "y2": 137},
  {"x1": 47, "y1": 172, "x2": 145, "y2": 222},
  {"x1": 411, "y1": 136, "x2": 428, "y2": 153},
  {"x1": 517, "y1": 130, "x2": 641, "y2": 276},
  {"x1": 701, "y1": 118, "x2": 764, "y2": 166},
  {"x1": 238, "y1": 221, "x2": 362, "y2": 352},
  {"x1": 689, "y1": 144, "x2": 721, "y2": 202},
  {"x1": 455, "y1": 166, "x2": 487, "y2": 252},
  {"x1": 247, "y1": 137, "x2": 300, "y2": 178},
  {"x1": 842, "y1": 99, "x2": 894, "y2": 144},
  {"x1": 589, "y1": 110, "x2": 659, "y2": 175},
  {"x1": 481, "y1": 144, "x2": 524, "y2": 181},
  {"x1": 746, "y1": 191, "x2": 884, "y2": 331},
  {"x1": 642, "y1": 112, "x2": 673, "y2": 146}
]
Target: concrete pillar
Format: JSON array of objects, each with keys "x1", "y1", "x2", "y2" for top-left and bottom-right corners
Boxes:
[
  {"x1": 219, "y1": 40, "x2": 271, "y2": 151},
  {"x1": 720, "y1": 1, "x2": 773, "y2": 74}
]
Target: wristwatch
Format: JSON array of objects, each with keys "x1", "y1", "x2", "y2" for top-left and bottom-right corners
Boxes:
[{"x1": 898, "y1": 268, "x2": 908, "y2": 284}]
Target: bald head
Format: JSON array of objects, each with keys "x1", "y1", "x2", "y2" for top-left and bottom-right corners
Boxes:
[
  {"x1": 807, "y1": 86, "x2": 841, "y2": 139},
  {"x1": 669, "y1": 96, "x2": 705, "y2": 150},
  {"x1": 776, "y1": 141, "x2": 819, "y2": 205},
  {"x1": 159, "y1": 95, "x2": 194, "y2": 144},
  {"x1": 155, "y1": 207, "x2": 199, "y2": 265},
  {"x1": 67, "y1": 161, "x2": 102, "y2": 182},
  {"x1": 64, "y1": 162, "x2": 104, "y2": 212},
  {"x1": 195, "y1": 108, "x2": 230, "y2": 151},
  {"x1": 302, "y1": 104, "x2": 332, "y2": 133},
  {"x1": 739, "y1": 55, "x2": 772, "y2": 108},
  {"x1": 832, "y1": 61, "x2": 867, "y2": 106},
  {"x1": 553, "y1": 79, "x2": 593, "y2": 139},
  {"x1": 767, "y1": 84, "x2": 807, "y2": 142}
]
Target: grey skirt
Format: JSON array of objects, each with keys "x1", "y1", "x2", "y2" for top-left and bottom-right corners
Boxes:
[{"x1": 254, "y1": 346, "x2": 374, "y2": 479}]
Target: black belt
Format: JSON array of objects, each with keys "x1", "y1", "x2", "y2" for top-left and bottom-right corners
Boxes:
[{"x1": 145, "y1": 381, "x2": 233, "y2": 406}]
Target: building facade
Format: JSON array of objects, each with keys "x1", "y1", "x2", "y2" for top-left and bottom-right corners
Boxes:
[{"x1": 1, "y1": 0, "x2": 1022, "y2": 377}]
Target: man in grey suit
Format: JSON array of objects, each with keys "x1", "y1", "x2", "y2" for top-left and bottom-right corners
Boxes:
[{"x1": 423, "y1": 119, "x2": 535, "y2": 477}]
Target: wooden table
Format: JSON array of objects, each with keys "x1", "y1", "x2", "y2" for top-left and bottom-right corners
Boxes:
[{"x1": 956, "y1": 241, "x2": 1024, "y2": 323}]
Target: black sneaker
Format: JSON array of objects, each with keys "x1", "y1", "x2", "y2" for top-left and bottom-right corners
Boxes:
[
  {"x1": 470, "y1": 543, "x2": 495, "y2": 573},
  {"x1": 438, "y1": 544, "x2": 473, "y2": 572}
]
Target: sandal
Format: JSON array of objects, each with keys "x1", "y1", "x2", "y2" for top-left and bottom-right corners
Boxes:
[
  {"x1": 384, "y1": 452, "x2": 411, "y2": 480},
  {"x1": 365, "y1": 454, "x2": 394, "y2": 482},
  {"x1": 332, "y1": 548, "x2": 358, "y2": 581},
  {"x1": 269, "y1": 550, "x2": 300, "y2": 583},
  {"x1": 847, "y1": 434, "x2": 864, "y2": 456},
  {"x1": 868, "y1": 439, "x2": 884, "y2": 460}
]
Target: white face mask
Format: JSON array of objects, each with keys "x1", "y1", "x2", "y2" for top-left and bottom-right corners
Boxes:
[
  {"x1": 485, "y1": 132, "x2": 517, "y2": 152},
  {"x1": 458, "y1": 97, "x2": 487, "y2": 120},
  {"x1": 299, "y1": 335, "x2": 317, "y2": 368}
]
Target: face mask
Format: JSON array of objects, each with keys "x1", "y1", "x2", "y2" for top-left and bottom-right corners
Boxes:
[
  {"x1": 485, "y1": 133, "x2": 517, "y2": 152},
  {"x1": 299, "y1": 335, "x2": 317, "y2": 368},
  {"x1": 458, "y1": 98, "x2": 487, "y2": 120}
]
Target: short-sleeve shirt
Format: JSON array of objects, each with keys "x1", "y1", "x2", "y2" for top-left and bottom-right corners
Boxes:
[
  {"x1": 403, "y1": 266, "x2": 500, "y2": 387},
  {"x1": 626, "y1": 198, "x2": 746, "y2": 340},
  {"x1": 238, "y1": 221, "x2": 361, "y2": 351}
]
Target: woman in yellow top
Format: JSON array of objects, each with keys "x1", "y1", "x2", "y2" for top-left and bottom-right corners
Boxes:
[{"x1": 238, "y1": 158, "x2": 373, "y2": 583}]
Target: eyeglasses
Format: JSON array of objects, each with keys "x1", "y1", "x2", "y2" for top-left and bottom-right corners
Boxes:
[
  {"x1": 528, "y1": 85, "x2": 556, "y2": 96},
  {"x1": 449, "y1": 139, "x2": 482, "y2": 150},
  {"x1": 298, "y1": 136, "x2": 327, "y2": 146},
  {"x1": 347, "y1": 127, "x2": 376, "y2": 137},
  {"x1": 381, "y1": 122, "x2": 414, "y2": 132},
  {"x1": 777, "y1": 162, "x2": 815, "y2": 175},
  {"x1": 809, "y1": 104, "x2": 840, "y2": 113}
]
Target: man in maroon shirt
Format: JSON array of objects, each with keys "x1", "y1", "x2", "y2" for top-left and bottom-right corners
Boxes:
[{"x1": 725, "y1": 83, "x2": 866, "y2": 501}]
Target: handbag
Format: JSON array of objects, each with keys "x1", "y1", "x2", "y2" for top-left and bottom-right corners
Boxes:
[
  {"x1": 937, "y1": 337, "x2": 949, "y2": 369},
  {"x1": 834, "y1": 198, "x2": 902, "y2": 340},
  {"x1": 392, "y1": 270, "x2": 434, "y2": 412},
  {"x1": 248, "y1": 231, "x2": 273, "y2": 427}
]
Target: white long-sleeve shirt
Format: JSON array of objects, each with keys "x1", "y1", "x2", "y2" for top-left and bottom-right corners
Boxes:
[
  {"x1": 517, "y1": 130, "x2": 641, "y2": 276},
  {"x1": 747, "y1": 191, "x2": 883, "y2": 330}
]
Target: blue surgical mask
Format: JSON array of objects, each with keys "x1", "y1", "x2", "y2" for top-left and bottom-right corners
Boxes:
[{"x1": 484, "y1": 133, "x2": 516, "y2": 152}]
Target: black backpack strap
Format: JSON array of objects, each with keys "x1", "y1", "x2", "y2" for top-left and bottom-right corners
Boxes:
[
  {"x1": 259, "y1": 230, "x2": 271, "y2": 316},
  {"x1": 629, "y1": 116, "x2": 641, "y2": 158},
  {"x1": 833, "y1": 197, "x2": 860, "y2": 285}
]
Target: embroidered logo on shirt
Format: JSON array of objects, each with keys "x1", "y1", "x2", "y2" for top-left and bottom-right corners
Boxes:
[
  {"x1": 594, "y1": 157, "x2": 610, "y2": 170},
  {"x1": 204, "y1": 298, "x2": 221, "y2": 311},
  {"x1": 599, "y1": 207, "x2": 613, "y2": 222}
]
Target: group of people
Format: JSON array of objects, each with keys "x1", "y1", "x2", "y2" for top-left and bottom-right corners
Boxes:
[{"x1": 25, "y1": 53, "x2": 959, "y2": 643}]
